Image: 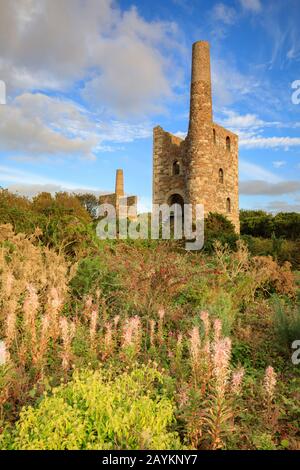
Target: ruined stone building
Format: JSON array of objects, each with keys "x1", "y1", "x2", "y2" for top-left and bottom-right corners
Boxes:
[
  {"x1": 153, "y1": 41, "x2": 239, "y2": 232},
  {"x1": 98, "y1": 169, "x2": 137, "y2": 220}
]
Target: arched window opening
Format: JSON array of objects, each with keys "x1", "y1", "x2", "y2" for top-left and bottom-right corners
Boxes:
[
  {"x1": 213, "y1": 129, "x2": 216, "y2": 144},
  {"x1": 226, "y1": 197, "x2": 231, "y2": 213},
  {"x1": 172, "y1": 160, "x2": 180, "y2": 176},
  {"x1": 226, "y1": 136, "x2": 231, "y2": 151},
  {"x1": 219, "y1": 168, "x2": 224, "y2": 184}
]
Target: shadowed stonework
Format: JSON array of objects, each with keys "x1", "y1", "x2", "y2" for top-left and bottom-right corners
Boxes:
[{"x1": 153, "y1": 41, "x2": 240, "y2": 232}]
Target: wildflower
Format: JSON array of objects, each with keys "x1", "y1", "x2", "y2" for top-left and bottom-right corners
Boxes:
[
  {"x1": 35, "y1": 314, "x2": 51, "y2": 366},
  {"x1": 59, "y1": 317, "x2": 76, "y2": 371},
  {"x1": 213, "y1": 319, "x2": 222, "y2": 342},
  {"x1": 149, "y1": 319, "x2": 156, "y2": 347},
  {"x1": 113, "y1": 315, "x2": 120, "y2": 329},
  {"x1": 190, "y1": 326, "x2": 201, "y2": 366},
  {"x1": 264, "y1": 366, "x2": 277, "y2": 402},
  {"x1": 3, "y1": 271, "x2": 14, "y2": 299},
  {"x1": 90, "y1": 309, "x2": 98, "y2": 346},
  {"x1": 47, "y1": 287, "x2": 63, "y2": 339},
  {"x1": 158, "y1": 308, "x2": 165, "y2": 321},
  {"x1": 212, "y1": 337, "x2": 232, "y2": 394},
  {"x1": 122, "y1": 316, "x2": 141, "y2": 352},
  {"x1": 231, "y1": 368, "x2": 245, "y2": 395},
  {"x1": 23, "y1": 284, "x2": 39, "y2": 348},
  {"x1": 5, "y1": 304, "x2": 17, "y2": 348},
  {"x1": 200, "y1": 311, "x2": 210, "y2": 338},
  {"x1": 104, "y1": 322, "x2": 113, "y2": 354},
  {"x1": 0, "y1": 340, "x2": 10, "y2": 366},
  {"x1": 158, "y1": 308, "x2": 165, "y2": 344}
]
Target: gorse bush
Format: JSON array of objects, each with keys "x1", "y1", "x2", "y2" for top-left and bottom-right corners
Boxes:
[{"x1": 1, "y1": 365, "x2": 182, "y2": 450}]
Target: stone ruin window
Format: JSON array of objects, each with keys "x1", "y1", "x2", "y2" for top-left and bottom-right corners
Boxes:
[
  {"x1": 172, "y1": 160, "x2": 180, "y2": 176},
  {"x1": 226, "y1": 197, "x2": 231, "y2": 213},
  {"x1": 213, "y1": 129, "x2": 216, "y2": 144},
  {"x1": 219, "y1": 168, "x2": 224, "y2": 184},
  {"x1": 226, "y1": 136, "x2": 231, "y2": 152}
]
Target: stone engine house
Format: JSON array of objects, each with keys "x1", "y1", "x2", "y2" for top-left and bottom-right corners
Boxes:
[{"x1": 153, "y1": 41, "x2": 239, "y2": 232}]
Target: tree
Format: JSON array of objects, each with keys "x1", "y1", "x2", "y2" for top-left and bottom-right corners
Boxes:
[{"x1": 76, "y1": 193, "x2": 99, "y2": 219}]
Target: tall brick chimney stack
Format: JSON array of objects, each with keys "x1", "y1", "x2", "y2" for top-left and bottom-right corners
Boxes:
[
  {"x1": 188, "y1": 41, "x2": 213, "y2": 138},
  {"x1": 115, "y1": 169, "x2": 124, "y2": 198}
]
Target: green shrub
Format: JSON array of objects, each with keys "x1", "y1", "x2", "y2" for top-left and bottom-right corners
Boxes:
[
  {"x1": 1, "y1": 366, "x2": 182, "y2": 450},
  {"x1": 272, "y1": 296, "x2": 300, "y2": 352},
  {"x1": 70, "y1": 256, "x2": 119, "y2": 299},
  {"x1": 204, "y1": 212, "x2": 238, "y2": 252}
]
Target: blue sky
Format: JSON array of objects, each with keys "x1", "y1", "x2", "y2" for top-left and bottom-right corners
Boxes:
[{"x1": 0, "y1": 0, "x2": 299, "y2": 212}]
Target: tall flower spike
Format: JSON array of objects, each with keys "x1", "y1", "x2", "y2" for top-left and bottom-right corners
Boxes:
[
  {"x1": 231, "y1": 368, "x2": 245, "y2": 395},
  {"x1": 264, "y1": 366, "x2": 277, "y2": 402},
  {"x1": 190, "y1": 326, "x2": 201, "y2": 365},
  {"x1": 0, "y1": 340, "x2": 10, "y2": 366},
  {"x1": 213, "y1": 319, "x2": 222, "y2": 342},
  {"x1": 90, "y1": 309, "x2": 98, "y2": 346},
  {"x1": 200, "y1": 311, "x2": 210, "y2": 338},
  {"x1": 149, "y1": 319, "x2": 156, "y2": 347}
]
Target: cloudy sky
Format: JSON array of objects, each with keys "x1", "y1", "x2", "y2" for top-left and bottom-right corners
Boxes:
[{"x1": 0, "y1": 0, "x2": 299, "y2": 212}]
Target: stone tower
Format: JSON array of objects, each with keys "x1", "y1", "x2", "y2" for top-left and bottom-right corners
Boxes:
[
  {"x1": 153, "y1": 41, "x2": 239, "y2": 232},
  {"x1": 115, "y1": 169, "x2": 125, "y2": 198},
  {"x1": 99, "y1": 169, "x2": 137, "y2": 220}
]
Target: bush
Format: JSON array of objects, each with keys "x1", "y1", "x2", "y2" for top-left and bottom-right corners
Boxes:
[
  {"x1": 1, "y1": 366, "x2": 182, "y2": 450},
  {"x1": 70, "y1": 256, "x2": 119, "y2": 299},
  {"x1": 204, "y1": 213, "x2": 238, "y2": 252},
  {"x1": 272, "y1": 297, "x2": 300, "y2": 352},
  {"x1": 240, "y1": 210, "x2": 300, "y2": 241}
]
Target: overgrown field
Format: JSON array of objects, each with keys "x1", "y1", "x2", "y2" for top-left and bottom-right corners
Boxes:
[{"x1": 0, "y1": 190, "x2": 299, "y2": 450}]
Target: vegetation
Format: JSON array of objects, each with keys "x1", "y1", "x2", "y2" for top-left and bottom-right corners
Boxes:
[{"x1": 0, "y1": 190, "x2": 299, "y2": 450}]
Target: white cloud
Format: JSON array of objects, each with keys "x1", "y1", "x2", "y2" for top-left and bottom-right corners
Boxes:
[
  {"x1": 0, "y1": 0, "x2": 181, "y2": 117},
  {"x1": 220, "y1": 110, "x2": 266, "y2": 129},
  {"x1": 239, "y1": 0, "x2": 262, "y2": 13},
  {"x1": 0, "y1": 93, "x2": 152, "y2": 160},
  {"x1": 219, "y1": 110, "x2": 300, "y2": 150},
  {"x1": 240, "y1": 136, "x2": 300, "y2": 150}
]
